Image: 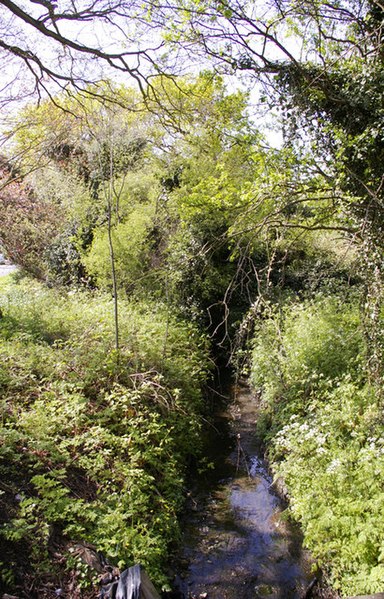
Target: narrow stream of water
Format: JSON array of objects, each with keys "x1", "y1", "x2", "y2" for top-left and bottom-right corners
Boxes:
[{"x1": 171, "y1": 382, "x2": 313, "y2": 599}]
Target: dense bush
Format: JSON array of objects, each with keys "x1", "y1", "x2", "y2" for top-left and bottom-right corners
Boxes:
[
  {"x1": 251, "y1": 295, "x2": 364, "y2": 425},
  {"x1": 273, "y1": 380, "x2": 384, "y2": 595},
  {"x1": 250, "y1": 294, "x2": 384, "y2": 595},
  {"x1": 0, "y1": 277, "x2": 210, "y2": 596},
  {"x1": 83, "y1": 204, "x2": 157, "y2": 293},
  {"x1": 0, "y1": 161, "x2": 65, "y2": 280}
]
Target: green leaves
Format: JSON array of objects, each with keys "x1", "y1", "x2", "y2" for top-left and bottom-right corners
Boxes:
[
  {"x1": 251, "y1": 293, "x2": 384, "y2": 595},
  {"x1": 0, "y1": 279, "x2": 210, "y2": 592},
  {"x1": 83, "y1": 204, "x2": 156, "y2": 292},
  {"x1": 273, "y1": 382, "x2": 384, "y2": 595}
]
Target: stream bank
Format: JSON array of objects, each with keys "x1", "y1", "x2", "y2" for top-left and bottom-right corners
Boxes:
[{"x1": 168, "y1": 381, "x2": 330, "y2": 599}]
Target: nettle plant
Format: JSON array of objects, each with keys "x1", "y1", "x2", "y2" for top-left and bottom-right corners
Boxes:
[
  {"x1": 251, "y1": 295, "x2": 364, "y2": 422},
  {"x1": 273, "y1": 380, "x2": 384, "y2": 595}
]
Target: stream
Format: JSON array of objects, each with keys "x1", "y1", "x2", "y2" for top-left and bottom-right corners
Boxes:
[{"x1": 170, "y1": 382, "x2": 314, "y2": 599}]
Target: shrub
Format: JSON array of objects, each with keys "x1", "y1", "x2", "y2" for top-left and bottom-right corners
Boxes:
[
  {"x1": 273, "y1": 380, "x2": 384, "y2": 595},
  {"x1": 251, "y1": 295, "x2": 364, "y2": 424},
  {"x1": 82, "y1": 204, "x2": 156, "y2": 292}
]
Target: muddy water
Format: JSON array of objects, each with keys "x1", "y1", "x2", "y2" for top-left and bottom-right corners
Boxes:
[{"x1": 172, "y1": 383, "x2": 313, "y2": 599}]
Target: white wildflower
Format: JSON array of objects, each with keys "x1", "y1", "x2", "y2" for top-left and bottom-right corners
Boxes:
[{"x1": 326, "y1": 458, "x2": 341, "y2": 473}]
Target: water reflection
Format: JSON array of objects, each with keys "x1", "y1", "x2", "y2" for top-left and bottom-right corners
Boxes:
[{"x1": 172, "y1": 384, "x2": 312, "y2": 599}]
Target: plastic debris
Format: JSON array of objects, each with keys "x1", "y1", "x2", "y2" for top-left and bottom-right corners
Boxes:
[{"x1": 100, "y1": 564, "x2": 161, "y2": 599}]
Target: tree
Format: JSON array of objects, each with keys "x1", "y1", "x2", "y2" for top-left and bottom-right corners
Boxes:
[
  {"x1": 4, "y1": 0, "x2": 383, "y2": 367},
  {"x1": 269, "y1": 2, "x2": 384, "y2": 384},
  {"x1": 0, "y1": 0, "x2": 351, "y2": 111},
  {"x1": 0, "y1": 0, "x2": 168, "y2": 109},
  {"x1": 0, "y1": 156, "x2": 66, "y2": 277},
  {"x1": 153, "y1": 0, "x2": 384, "y2": 380}
]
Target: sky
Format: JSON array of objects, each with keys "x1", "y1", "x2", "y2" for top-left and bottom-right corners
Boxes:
[{"x1": 0, "y1": 0, "x2": 300, "y2": 150}]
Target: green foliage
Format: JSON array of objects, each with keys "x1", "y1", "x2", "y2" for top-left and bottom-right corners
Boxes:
[
  {"x1": 250, "y1": 294, "x2": 384, "y2": 595},
  {"x1": 0, "y1": 279, "x2": 210, "y2": 593},
  {"x1": 165, "y1": 221, "x2": 235, "y2": 322},
  {"x1": 276, "y1": 17, "x2": 384, "y2": 383},
  {"x1": 251, "y1": 295, "x2": 363, "y2": 415},
  {"x1": 6, "y1": 64, "x2": 384, "y2": 599},
  {"x1": 6, "y1": 74, "x2": 258, "y2": 304},
  {"x1": 83, "y1": 204, "x2": 156, "y2": 292},
  {"x1": 273, "y1": 381, "x2": 384, "y2": 595}
]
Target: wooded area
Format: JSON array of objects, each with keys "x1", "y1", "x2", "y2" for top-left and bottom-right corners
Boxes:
[{"x1": 0, "y1": 0, "x2": 383, "y2": 597}]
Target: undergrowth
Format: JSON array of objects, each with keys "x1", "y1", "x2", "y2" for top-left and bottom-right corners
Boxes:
[
  {"x1": 250, "y1": 294, "x2": 384, "y2": 596},
  {"x1": 0, "y1": 277, "x2": 210, "y2": 597}
]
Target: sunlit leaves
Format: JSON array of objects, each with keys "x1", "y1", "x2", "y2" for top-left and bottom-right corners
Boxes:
[
  {"x1": 0, "y1": 279, "x2": 210, "y2": 590},
  {"x1": 251, "y1": 293, "x2": 384, "y2": 595}
]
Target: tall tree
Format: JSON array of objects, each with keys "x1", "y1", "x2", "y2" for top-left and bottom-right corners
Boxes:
[
  {"x1": 155, "y1": 0, "x2": 384, "y2": 380},
  {"x1": 0, "y1": 0, "x2": 166, "y2": 107}
]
